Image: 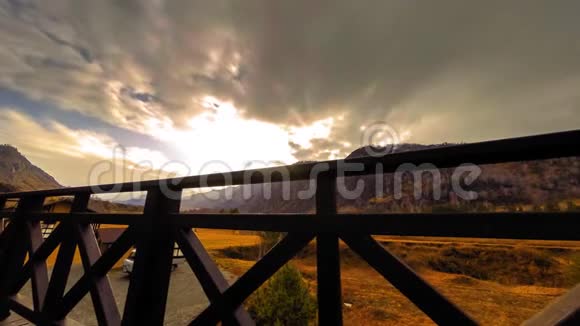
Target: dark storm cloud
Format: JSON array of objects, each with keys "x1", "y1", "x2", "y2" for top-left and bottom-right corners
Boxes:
[
  {"x1": 227, "y1": 1, "x2": 580, "y2": 143},
  {"x1": 1, "y1": 0, "x2": 579, "y2": 158},
  {"x1": 39, "y1": 29, "x2": 93, "y2": 63}
]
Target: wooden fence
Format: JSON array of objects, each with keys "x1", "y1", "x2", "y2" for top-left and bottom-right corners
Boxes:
[{"x1": 1, "y1": 129, "x2": 579, "y2": 325}]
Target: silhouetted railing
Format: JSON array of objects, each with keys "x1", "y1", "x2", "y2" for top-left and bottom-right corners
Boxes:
[{"x1": 1, "y1": 130, "x2": 579, "y2": 325}]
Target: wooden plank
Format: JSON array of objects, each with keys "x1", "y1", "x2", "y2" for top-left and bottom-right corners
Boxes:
[
  {"x1": 42, "y1": 194, "x2": 89, "y2": 324},
  {"x1": 12, "y1": 211, "x2": 580, "y2": 241},
  {"x1": 41, "y1": 224, "x2": 76, "y2": 321},
  {"x1": 0, "y1": 311, "x2": 32, "y2": 326},
  {"x1": 523, "y1": 284, "x2": 580, "y2": 326},
  {"x1": 6, "y1": 295, "x2": 84, "y2": 326},
  {"x1": 170, "y1": 212, "x2": 580, "y2": 240},
  {"x1": 10, "y1": 225, "x2": 64, "y2": 295},
  {"x1": 10, "y1": 299, "x2": 40, "y2": 325},
  {"x1": 25, "y1": 218, "x2": 49, "y2": 313},
  {"x1": 341, "y1": 233, "x2": 477, "y2": 325},
  {"x1": 0, "y1": 197, "x2": 44, "y2": 321},
  {"x1": 316, "y1": 234, "x2": 342, "y2": 325},
  {"x1": 55, "y1": 227, "x2": 135, "y2": 321},
  {"x1": 8, "y1": 299, "x2": 36, "y2": 324},
  {"x1": 74, "y1": 218, "x2": 121, "y2": 326},
  {"x1": 315, "y1": 172, "x2": 342, "y2": 325},
  {"x1": 121, "y1": 189, "x2": 181, "y2": 326},
  {"x1": 17, "y1": 213, "x2": 144, "y2": 225},
  {"x1": 0, "y1": 234, "x2": 27, "y2": 321},
  {"x1": 0, "y1": 221, "x2": 17, "y2": 250},
  {"x1": 0, "y1": 198, "x2": 6, "y2": 234},
  {"x1": 175, "y1": 228, "x2": 254, "y2": 325},
  {"x1": 189, "y1": 233, "x2": 315, "y2": 326}
]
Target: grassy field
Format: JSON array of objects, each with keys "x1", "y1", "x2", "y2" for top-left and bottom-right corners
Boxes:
[
  {"x1": 36, "y1": 228, "x2": 579, "y2": 325},
  {"x1": 208, "y1": 234, "x2": 580, "y2": 325},
  {"x1": 43, "y1": 227, "x2": 260, "y2": 268},
  {"x1": 196, "y1": 229, "x2": 261, "y2": 249}
]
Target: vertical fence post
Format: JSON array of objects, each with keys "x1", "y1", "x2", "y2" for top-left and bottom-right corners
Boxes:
[
  {"x1": 0, "y1": 196, "x2": 13, "y2": 320},
  {"x1": 0, "y1": 197, "x2": 6, "y2": 233},
  {"x1": 122, "y1": 187, "x2": 182, "y2": 325},
  {"x1": 0, "y1": 196, "x2": 45, "y2": 320},
  {"x1": 316, "y1": 171, "x2": 343, "y2": 325},
  {"x1": 25, "y1": 198, "x2": 50, "y2": 314}
]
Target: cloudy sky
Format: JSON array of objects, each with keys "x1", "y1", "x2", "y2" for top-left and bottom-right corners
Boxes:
[{"x1": 1, "y1": 0, "x2": 579, "y2": 186}]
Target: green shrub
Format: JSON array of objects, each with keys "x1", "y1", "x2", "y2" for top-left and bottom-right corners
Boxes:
[
  {"x1": 218, "y1": 244, "x2": 261, "y2": 260},
  {"x1": 247, "y1": 264, "x2": 317, "y2": 326},
  {"x1": 426, "y1": 246, "x2": 563, "y2": 286}
]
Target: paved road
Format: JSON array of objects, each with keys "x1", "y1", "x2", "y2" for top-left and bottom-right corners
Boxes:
[{"x1": 19, "y1": 264, "x2": 237, "y2": 325}]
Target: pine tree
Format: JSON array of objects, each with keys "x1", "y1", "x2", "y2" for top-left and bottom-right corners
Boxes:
[{"x1": 247, "y1": 264, "x2": 316, "y2": 325}]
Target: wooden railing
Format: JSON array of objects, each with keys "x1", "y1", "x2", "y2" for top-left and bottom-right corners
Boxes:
[{"x1": 1, "y1": 129, "x2": 579, "y2": 325}]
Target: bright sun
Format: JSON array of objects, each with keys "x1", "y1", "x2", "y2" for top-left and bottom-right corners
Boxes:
[{"x1": 153, "y1": 96, "x2": 336, "y2": 175}]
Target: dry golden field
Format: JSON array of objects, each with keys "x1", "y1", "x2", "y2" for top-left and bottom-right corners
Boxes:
[
  {"x1": 36, "y1": 228, "x2": 579, "y2": 325},
  {"x1": 43, "y1": 227, "x2": 260, "y2": 268},
  {"x1": 208, "y1": 234, "x2": 580, "y2": 326}
]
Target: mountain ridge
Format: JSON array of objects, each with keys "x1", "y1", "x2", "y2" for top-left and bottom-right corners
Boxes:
[
  {"x1": 179, "y1": 144, "x2": 580, "y2": 213},
  {"x1": 0, "y1": 145, "x2": 143, "y2": 213},
  {"x1": 2, "y1": 144, "x2": 578, "y2": 214},
  {"x1": 0, "y1": 144, "x2": 61, "y2": 192}
]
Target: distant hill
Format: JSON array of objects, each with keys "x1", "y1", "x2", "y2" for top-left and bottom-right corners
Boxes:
[
  {"x1": 0, "y1": 145, "x2": 61, "y2": 192},
  {"x1": 345, "y1": 143, "x2": 454, "y2": 159},
  {"x1": 0, "y1": 145, "x2": 142, "y2": 213},
  {"x1": 3, "y1": 143, "x2": 578, "y2": 214},
  {"x1": 180, "y1": 143, "x2": 580, "y2": 213},
  {"x1": 0, "y1": 183, "x2": 18, "y2": 193},
  {"x1": 179, "y1": 144, "x2": 456, "y2": 213}
]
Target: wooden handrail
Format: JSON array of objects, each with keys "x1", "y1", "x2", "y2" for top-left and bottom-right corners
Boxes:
[{"x1": 0, "y1": 129, "x2": 578, "y2": 199}]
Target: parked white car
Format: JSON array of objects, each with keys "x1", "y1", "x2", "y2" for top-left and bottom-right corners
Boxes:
[{"x1": 122, "y1": 249, "x2": 185, "y2": 274}]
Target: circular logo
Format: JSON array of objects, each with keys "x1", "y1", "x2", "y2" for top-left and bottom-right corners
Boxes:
[{"x1": 360, "y1": 122, "x2": 400, "y2": 157}]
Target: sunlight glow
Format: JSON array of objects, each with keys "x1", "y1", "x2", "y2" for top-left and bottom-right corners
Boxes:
[
  {"x1": 288, "y1": 117, "x2": 334, "y2": 149},
  {"x1": 158, "y1": 96, "x2": 339, "y2": 174}
]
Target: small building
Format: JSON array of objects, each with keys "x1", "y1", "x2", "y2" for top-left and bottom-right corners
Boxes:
[
  {"x1": 40, "y1": 199, "x2": 124, "y2": 252},
  {"x1": 0, "y1": 199, "x2": 18, "y2": 232},
  {"x1": 41, "y1": 198, "x2": 96, "y2": 238},
  {"x1": 0, "y1": 198, "x2": 96, "y2": 237},
  {"x1": 42, "y1": 198, "x2": 81, "y2": 213},
  {"x1": 1, "y1": 198, "x2": 183, "y2": 258}
]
